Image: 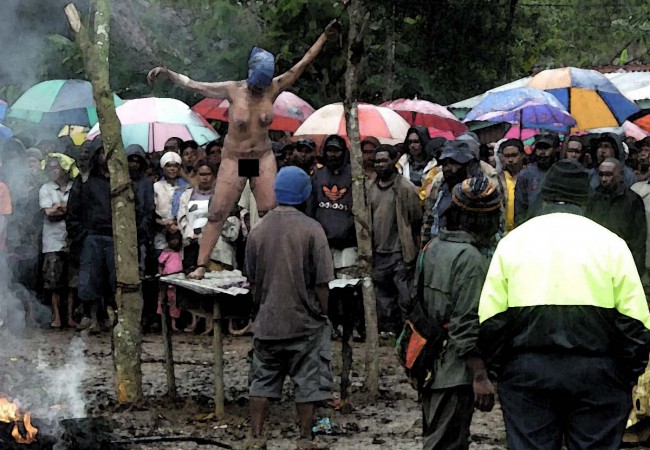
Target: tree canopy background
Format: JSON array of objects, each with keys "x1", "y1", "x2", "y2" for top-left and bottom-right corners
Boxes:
[{"x1": 0, "y1": 0, "x2": 648, "y2": 108}]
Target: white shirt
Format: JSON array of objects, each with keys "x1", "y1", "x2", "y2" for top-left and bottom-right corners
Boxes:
[{"x1": 39, "y1": 180, "x2": 73, "y2": 253}]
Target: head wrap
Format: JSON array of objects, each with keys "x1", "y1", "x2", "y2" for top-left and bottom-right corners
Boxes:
[
  {"x1": 274, "y1": 166, "x2": 312, "y2": 205},
  {"x1": 160, "y1": 151, "x2": 182, "y2": 168},
  {"x1": 40, "y1": 152, "x2": 79, "y2": 179},
  {"x1": 451, "y1": 176, "x2": 501, "y2": 213},
  {"x1": 247, "y1": 47, "x2": 275, "y2": 90},
  {"x1": 541, "y1": 159, "x2": 589, "y2": 206},
  {"x1": 25, "y1": 147, "x2": 44, "y2": 161}
]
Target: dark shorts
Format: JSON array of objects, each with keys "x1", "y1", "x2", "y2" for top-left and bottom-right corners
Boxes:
[
  {"x1": 249, "y1": 325, "x2": 333, "y2": 403},
  {"x1": 42, "y1": 252, "x2": 68, "y2": 290}
]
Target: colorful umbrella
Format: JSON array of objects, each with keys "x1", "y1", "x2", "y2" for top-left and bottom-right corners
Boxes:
[
  {"x1": 633, "y1": 113, "x2": 650, "y2": 134},
  {"x1": 626, "y1": 85, "x2": 650, "y2": 109},
  {"x1": 192, "y1": 91, "x2": 315, "y2": 133},
  {"x1": 380, "y1": 98, "x2": 467, "y2": 136},
  {"x1": 8, "y1": 79, "x2": 123, "y2": 127},
  {"x1": 86, "y1": 97, "x2": 219, "y2": 152},
  {"x1": 294, "y1": 103, "x2": 410, "y2": 145},
  {"x1": 527, "y1": 67, "x2": 640, "y2": 130},
  {"x1": 0, "y1": 100, "x2": 7, "y2": 121}
]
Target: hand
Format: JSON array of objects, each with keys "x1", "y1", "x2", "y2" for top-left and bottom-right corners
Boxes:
[
  {"x1": 187, "y1": 266, "x2": 206, "y2": 280},
  {"x1": 58, "y1": 205, "x2": 67, "y2": 214},
  {"x1": 472, "y1": 376, "x2": 495, "y2": 412},
  {"x1": 168, "y1": 223, "x2": 179, "y2": 233},
  {"x1": 324, "y1": 19, "x2": 342, "y2": 40},
  {"x1": 147, "y1": 67, "x2": 168, "y2": 85}
]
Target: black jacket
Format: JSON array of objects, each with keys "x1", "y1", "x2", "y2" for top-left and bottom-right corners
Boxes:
[
  {"x1": 586, "y1": 184, "x2": 647, "y2": 274},
  {"x1": 67, "y1": 172, "x2": 113, "y2": 242},
  {"x1": 126, "y1": 145, "x2": 155, "y2": 245}
]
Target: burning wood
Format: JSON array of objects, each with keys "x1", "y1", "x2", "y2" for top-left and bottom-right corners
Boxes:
[{"x1": 0, "y1": 398, "x2": 38, "y2": 444}]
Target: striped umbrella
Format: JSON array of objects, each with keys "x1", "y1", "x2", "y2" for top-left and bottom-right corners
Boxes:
[
  {"x1": 528, "y1": 67, "x2": 640, "y2": 130},
  {"x1": 294, "y1": 103, "x2": 410, "y2": 145},
  {"x1": 8, "y1": 79, "x2": 123, "y2": 127},
  {"x1": 86, "y1": 97, "x2": 219, "y2": 152},
  {"x1": 192, "y1": 91, "x2": 315, "y2": 132},
  {"x1": 380, "y1": 98, "x2": 467, "y2": 136}
]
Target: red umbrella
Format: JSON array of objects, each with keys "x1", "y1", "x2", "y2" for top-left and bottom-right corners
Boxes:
[
  {"x1": 380, "y1": 98, "x2": 467, "y2": 136},
  {"x1": 191, "y1": 91, "x2": 315, "y2": 133}
]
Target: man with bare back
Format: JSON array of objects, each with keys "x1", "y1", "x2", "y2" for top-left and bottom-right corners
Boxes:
[{"x1": 148, "y1": 20, "x2": 339, "y2": 280}]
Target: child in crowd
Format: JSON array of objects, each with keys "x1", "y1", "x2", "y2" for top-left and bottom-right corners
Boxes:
[{"x1": 157, "y1": 230, "x2": 183, "y2": 331}]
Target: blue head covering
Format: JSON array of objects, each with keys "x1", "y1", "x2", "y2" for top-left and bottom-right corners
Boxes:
[
  {"x1": 274, "y1": 166, "x2": 311, "y2": 205},
  {"x1": 247, "y1": 47, "x2": 275, "y2": 90}
]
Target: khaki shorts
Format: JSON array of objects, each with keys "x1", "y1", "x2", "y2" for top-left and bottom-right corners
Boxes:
[{"x1": 249, "y1": 325, "x2": 333, "y2": 403}]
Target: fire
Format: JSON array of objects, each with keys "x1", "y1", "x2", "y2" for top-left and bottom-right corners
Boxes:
[{"x1": 0, "y1": 398, "x2": 38, "y2": 444}]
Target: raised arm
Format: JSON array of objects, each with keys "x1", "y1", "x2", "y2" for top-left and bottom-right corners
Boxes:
[
  {"x1": 274, "y1": 20, "x2": 340, "y2": 93},
  {"x1": 147, "y1": 67, "x2": 234, "y2": 100}
]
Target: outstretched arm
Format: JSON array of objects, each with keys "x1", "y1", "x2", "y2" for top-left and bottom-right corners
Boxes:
[
  {"x1": 147, "y1": 67, "x2": 234, "y2": 100},
  {"x1": 274, "y1": 20, "x2": 340, "y2": 93}
]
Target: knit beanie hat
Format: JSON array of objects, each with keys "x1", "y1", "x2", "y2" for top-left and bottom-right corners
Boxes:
[
  {"x1": 274, "y1": 166, "x2": 312, "y2": 205},
  {"x1": 541, "y1": 159, "x2": 589, "y2": 206},
  {"x1": 451, "y1": 176, "x2": 501, "y2": 213}
]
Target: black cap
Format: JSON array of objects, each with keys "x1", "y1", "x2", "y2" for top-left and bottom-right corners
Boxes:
[
  {"x1": 296, "y1": 138, "x2": 316, "y2": 151},
  {"x1": 438, "y1": 141, "x2": 475, "y2": 164},
  {"x1": 535, "y1": 132, "x2": 560, "y2": 148}
]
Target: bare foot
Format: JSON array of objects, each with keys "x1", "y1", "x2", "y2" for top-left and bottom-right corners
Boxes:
[
  {"x1": 67, "y1": 319, "x2": 79, "y2": 328},
  {"x1": 50, "y1": 320, "x2": 62, "y2": 329},
  {"x1": 187, "y1": 266, "x2": 206, "y2": 280},
  {"x1": 200, "y1": 324, "x2": 214, "y2": 336}
]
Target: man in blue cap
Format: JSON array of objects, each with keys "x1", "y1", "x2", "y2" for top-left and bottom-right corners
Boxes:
[{"x1": 245, "y1": 166, "x2": 334, "y2": 449}]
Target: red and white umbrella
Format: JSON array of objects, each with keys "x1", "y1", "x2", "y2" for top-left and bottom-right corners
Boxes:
[
  {"x1": 380, "y1": 98, "x2": 467, "y2": 136},
  {"x1": 294, "y1": 103, "x2": 410, "y2": 145},
  {"x1": 192, "y1": 91, "x2": 315, "y2": 133},
  {"x1": 86, "y1": 97, "x2": 219, "y2": 152}
]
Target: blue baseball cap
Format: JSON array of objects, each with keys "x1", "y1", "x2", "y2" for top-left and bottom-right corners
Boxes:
[{"x1": 274, "y1": 166, "x2": 312, "y2": 205}]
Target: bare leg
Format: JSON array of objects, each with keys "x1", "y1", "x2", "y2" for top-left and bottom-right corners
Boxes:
[
  {"x1": 51, "y1": 292, "x2": 61, "y2": 328},
  {"x1": 184, "y1": 313, "x2": 198, "y2": 332},
  {"x1": 296, "y1": 403, "x2": 315, "y2": 439},
  {"x1": 250, "y1": 151, "x2": 278, "y2": 214},
  {"x1": 67, "y1": 291, "x2": 78, "y2": 328},
  {"x1": 188, "y1": 157, "x2": 247, "y2": 279},
  {"x1": 250, "y1": 396, "x2": 270, "y2": 437}
]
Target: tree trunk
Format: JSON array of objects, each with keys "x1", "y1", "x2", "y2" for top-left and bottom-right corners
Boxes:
[
  {"x1": 381, "y1": 1, "x2": 396, "y2": 102},
  {"x1": 343, "y1": 0, "x2": 379, "y2": 398},
  {"x1": 65, "y1": 0, "x2": 143, "y2": 404}
]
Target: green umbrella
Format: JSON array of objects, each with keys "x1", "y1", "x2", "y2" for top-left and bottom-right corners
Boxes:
[{"x1": 8, "y1": 79, "x2": 123, "y2": 127}]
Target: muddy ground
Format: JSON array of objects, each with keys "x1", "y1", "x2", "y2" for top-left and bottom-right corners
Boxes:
[
  {"x1": 7, "y1": 328, "x2": 509, "y2": 450},
  {"x1": 13, "y1": 327, "x2": 650, "y2": 450}
]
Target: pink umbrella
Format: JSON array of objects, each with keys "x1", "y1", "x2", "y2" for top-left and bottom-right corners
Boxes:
[
  {"x1": 623, "y1": 120, "x2": 649, "y2": 140},
  {"x1": 86, "y1": 97, "x2": 219, "y2": 152},
  {"x1": 294, "y1": 103, "x2": 410, "y2": 146},
  {"x1": 380, "y1": 98, "x2": 467, "y2": 136},
  {"x1": 192, "y1": 91, "x2": 315, "y2": 133}
]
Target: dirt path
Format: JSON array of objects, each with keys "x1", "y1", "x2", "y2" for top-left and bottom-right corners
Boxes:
[{"x1": 2, "y1": 328, "x2": 513, "y2": 449}]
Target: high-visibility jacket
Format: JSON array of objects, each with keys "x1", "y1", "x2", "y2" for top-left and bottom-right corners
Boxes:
[{"x1": 478, "y1": 206, "x2": 650, "y2": 382}]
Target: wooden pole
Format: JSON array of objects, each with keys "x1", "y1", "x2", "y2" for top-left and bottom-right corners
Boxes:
[
  {"x1": 213, "y1": 300, "x2": 225, "y2": 417},
  {"x1": 65, "y1": 0, "x2": 143, "y2": 404},
  {"x1": 343, "y1": 0, "x2": 379, "y2": 398},
  {"x1": 160, "y1": 286, "x2": 177, "y2": 399}
]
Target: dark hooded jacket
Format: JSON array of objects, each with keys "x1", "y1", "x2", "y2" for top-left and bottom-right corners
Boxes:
[
  {"x1": 67, "y1": 140, "x2": 112, "y2": 243},
  {"x1": 308, "y1": 135, "x2": 356, "y2": 249},
  {"x1": 401, "y1": 126, "x2": 431, "y2": 186},
  {"x1": 126, "y1": 144, "x2": 155, "y2": 245},
  {"x1": 589, "y1": 133, "x2": 636, "y2": 189}
]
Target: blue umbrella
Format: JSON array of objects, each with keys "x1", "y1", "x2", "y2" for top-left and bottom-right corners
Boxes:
[
  {"x1": 0, "y1": 100, "x2": 7, "y2": 121},
  {"x1": 0, "y1": 123, "x2": 13, "y2": 141},
  {"x1": 464, "y1": 87, "x2": 576, "y2": 132}
]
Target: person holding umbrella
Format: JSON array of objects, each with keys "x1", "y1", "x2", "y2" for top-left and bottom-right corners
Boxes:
[{"x1": 148, "y1": 20, "x2": 340, "y2": 280}]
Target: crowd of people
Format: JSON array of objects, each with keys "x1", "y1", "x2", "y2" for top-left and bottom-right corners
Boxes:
[{"x1": 1, "y1": 125, "x2": 650, "y2": 449}]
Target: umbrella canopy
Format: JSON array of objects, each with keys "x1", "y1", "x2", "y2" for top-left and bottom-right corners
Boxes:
[
  {"x1": 8, "y1": 79, "x2": 123, "y2": 127},
  {"x1": 634, "y1": 113, "x2": 650, "y2": 134},
  {"x1": 0, "y1": 100, "x2": 7, "y2": 121},
  {"x1": 627, "y1": 85, "x2": 650, "y2": 109},
  {"x1": 294, "y1": 103, "x2": 410, "y2": 145},
  {"x1": 464, "y1": 87, "x2": 576, "y2": 132},
  {"x1": 527, "y1": 67, "x2": 640, "y2": 130},
  {"x1": 86, "y1": 97, "x2": 219, "y2": 152},
  {"x1": 0, "y1": 123, "x2": 13, "y2": 142},
  {"x1": 192, "y1": 91, "x2": 315, "y2": 133},
  {"x1": 380, "y1": 98, "x2": 467, "y2": 136}
]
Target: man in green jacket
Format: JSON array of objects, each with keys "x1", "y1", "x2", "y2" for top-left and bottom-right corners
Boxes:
[
  {"x1": 416, "y1": 176, "x2": 501, "y2": 450},
  {"x1": 479, "y1": 159, "x2": 650, "y2": 450}
]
